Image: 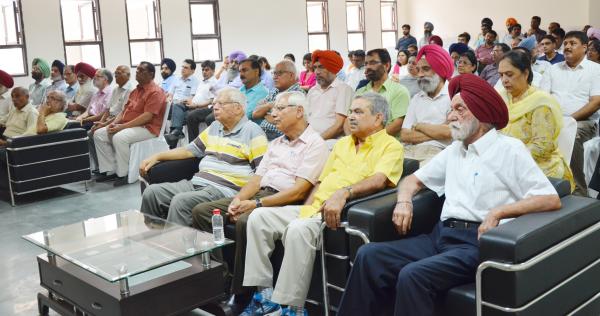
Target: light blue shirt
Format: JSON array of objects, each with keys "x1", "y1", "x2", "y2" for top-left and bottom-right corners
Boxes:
[
  {"x1": 160, "y1": 75, "x2": 178, "y2": 93},
  {"x1": 240, "y1": 82, "x2": 268, "y2": 123},
  {"x1": 65, "y1": 82, "x2": 79, "y2": 102},
  {"x1": 169, "y1": 75, "x2": 199, "y2": 103}
]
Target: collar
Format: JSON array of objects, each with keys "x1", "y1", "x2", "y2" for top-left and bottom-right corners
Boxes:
[
  {"x1": 16, "y1": 103, "x2": 33, "y2": 112},
  {"x1": 351, "y1": 128, "x2": 387, "y2": 149},
  {"x1": 417, "y1": 82, "x2": 449, "y2": 100},
  {"x1": 317, "y1": 77, "x2": 343, "y2": 92},
  {"x1": 241, "y1": 81, "x2": 263, "y2": 92},
  {"x1": 220, "y1": 116, "x2": 248, "y2": 135},
  {"x1": 203, "y1": 76, "x2": 216, "y2": 83},
  {"x1": 461, "y1": 128, "x2": 498, "y2": 156},
  {"x1": 52, "y1": 79, "x2": 65, "y2": 85},
  {"x1": 283, "y1": 124, "x2": 315, "y2": 144},
  {"x1": 137, "y1": 81, "x2": 155, "y2": 90},
  {"x1": 561, "y1": 57, "x2": 589, "y2": 70},
  {"x1": 118, "y1": 81, "x2": 133, "y2": 90}
]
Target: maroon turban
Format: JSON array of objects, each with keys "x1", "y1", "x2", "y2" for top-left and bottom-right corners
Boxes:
[
  {"x1": 416, "y1": 44, "x2": 454, "y2": 80},
  {"x1": 448, "y1": 74, "x2": 509, "y2": 129},
  {"x1": 428, "y1": 35, "x2": 444, "y2": 47},
  {"x1": 0, "y1": 69, "x2": 14, "y2": 89},
  {"x1": 74, "y1": 62, "x2": 97, "y2": 79},
  {"x1": 311, "y1": 50, "x2": 343, "y2": 74}
]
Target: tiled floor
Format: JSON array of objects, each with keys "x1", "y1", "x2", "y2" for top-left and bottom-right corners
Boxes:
[{"x1": 0, "y1": 180, "x2": 212, "y2": 316}]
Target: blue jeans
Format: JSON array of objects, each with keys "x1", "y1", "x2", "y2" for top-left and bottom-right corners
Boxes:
[{"x1": 170, "y1": 103, "x2": 187, "y2": 133}]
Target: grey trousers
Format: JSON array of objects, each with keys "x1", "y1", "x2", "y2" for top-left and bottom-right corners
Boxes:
[
  {"x1": 140, "y1": 179, "x2": 229, "y2": 226},
  {"x1": 571, "y1": 120, "x2": 597, "y2": 196}
]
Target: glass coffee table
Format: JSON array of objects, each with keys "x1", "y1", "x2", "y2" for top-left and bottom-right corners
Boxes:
[{"x1": 22, "y1": 210, "x2": 233, "y2": 316}]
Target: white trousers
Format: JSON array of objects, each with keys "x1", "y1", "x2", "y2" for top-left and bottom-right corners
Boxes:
[
  {"x1": 243, "y1": 206, "x2": 322, "y2": 307},
  {"x1": 94, "y1": 126, "x2": 154, "y2": 177}
]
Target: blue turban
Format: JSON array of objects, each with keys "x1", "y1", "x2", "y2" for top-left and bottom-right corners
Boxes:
[
  {"x1": 518, "y1": 36, "x2": 537, "y2": 52},
  {"x1": 449, "y1": 43, "x2": 470, "y2": 55}
]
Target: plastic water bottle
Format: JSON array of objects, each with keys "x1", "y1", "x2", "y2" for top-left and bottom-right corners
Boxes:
[{"x1": 212, "y1": 209, "x2": 225, "y2": 244}]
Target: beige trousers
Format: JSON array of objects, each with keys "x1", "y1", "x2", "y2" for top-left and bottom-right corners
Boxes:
[
  {"x1": 403, "y1": 144, "x2": 444, "y2": 166},
  {"x1": 243, "y1": 206, "x2": 322, "y2": 307}
]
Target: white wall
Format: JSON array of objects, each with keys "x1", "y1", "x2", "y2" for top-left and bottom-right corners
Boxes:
[{"x1": 9, "y1": 0, "x2": 595, "y2": 89}]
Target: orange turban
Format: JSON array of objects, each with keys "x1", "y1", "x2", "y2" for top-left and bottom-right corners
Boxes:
[
  {"x1": 311, "y1": 50, "x2": 343, "y2": 74},
  {"x1": 505, "y1": 17, "x2": 518, "y2": 27},
  {"x1": 416, "y1": 44, "x2": 454, "y2": 80},
  {"x1": 448, "y1": 74, "x2": 509, "y2": 129}
]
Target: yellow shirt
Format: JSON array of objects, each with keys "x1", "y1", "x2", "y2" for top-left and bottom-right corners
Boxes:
[
  {"x1": 23, "y1": 112, "x2": 68, "y2": 136},
  {"x1": 299, "y1": 129, "x2": 404, "y2": 218}
]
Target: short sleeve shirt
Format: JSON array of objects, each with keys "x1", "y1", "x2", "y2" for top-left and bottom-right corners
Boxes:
[
  {"x1": 306, "y1": 78, "x2": 354, "y2": 134},
  {"x1": 121, "y1": 82, "x2": 167, "y2": 136},
  {"x1": 355, "y1": 79, "x2": 411, "y2": 123}
]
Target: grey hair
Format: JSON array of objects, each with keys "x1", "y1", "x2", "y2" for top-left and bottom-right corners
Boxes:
[
  {"x1": 98, "y1": 68, "x2": 113, "y2": 84},
  {"x1": 218, "y1": 87, "x2": 247, "y2": 110},
  {"x1": 117, "y1": 65, "x2": 131, "y2": 77},
  {"x1": 277, "y1": 60, "x2": 297, "y2": 76},
  {"x1": 354, "y1": 92, "x2": 389, "y2": 126},
  {"x1": 276, "y1": 91, "x2": 308, "y2": 120},
  {"x1": 47, "y1": 90, "x2": 67, "y2": 110}
]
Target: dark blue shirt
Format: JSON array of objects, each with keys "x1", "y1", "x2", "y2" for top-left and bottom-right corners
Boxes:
[
  {"x1": 538, "y1": 53, "x2": 565, "y2": 65},
  {"x1": 396, "y1": 35, "x2": 417, "y2": 51}
]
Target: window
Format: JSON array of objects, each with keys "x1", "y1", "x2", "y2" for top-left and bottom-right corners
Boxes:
[
  {"x1": 125, "y1": 0, "x2": 163, "y2": 66},
  {"x1": 380, "y1": 0, "x2": 397, "y2": 49},
  {"x1": 189, "y1": 0, "x2": 221, "y2": 62},
  {"x1": 0, "y1": 0, "x2": 26, "y2": 76},
  {"x1": 306, "y1": 0, "x2": 329, "y2": 52},
  {"x1": 346, "y1": 0, "x2": 364, "y2": 51},
  {"x1": 60, "y1": 0, "x2": 104, "y2": 68}
]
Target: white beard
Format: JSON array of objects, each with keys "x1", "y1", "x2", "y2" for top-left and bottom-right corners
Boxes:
[{"x1": 449, "y1": 118, "x2": 479, "y2": 141}]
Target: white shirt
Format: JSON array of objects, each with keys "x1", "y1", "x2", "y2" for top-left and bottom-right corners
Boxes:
[
  {"x1": 415, "y1": 129, "x2": 558, "y2": 222},
  {"x1": 345, "y1": 66, "x2": 366, "y2": 90},
  {"x1": 306, "y1": 78, "x2": 354, "y2": 134},
  {"x1": 108, "y1": 81, "x2": 134, "y2": 116},
  {"x1": 540, "y1": 58, "x2": 600, "y2": 120},
  {"x1": 192, "y1": 76, "x2": 217, "y2": 105},
  {"x1": 402, "y1": 85, "x2": 452, "y2": 149},
  {"x1": 532, "y1": 59, "x2": 551, "y2": 76}
]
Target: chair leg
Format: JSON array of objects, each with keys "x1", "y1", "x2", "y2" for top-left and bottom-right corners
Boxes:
[
  {"x1": 6, "y1": 151, "x2": 15, "y2": 207},
  {"x1": 319, "y1": 221, "x2": 330, "y2": 316}
]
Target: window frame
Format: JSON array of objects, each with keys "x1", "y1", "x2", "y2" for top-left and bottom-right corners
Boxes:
[
  {"x1": 188, "y1": 0, "x2": 222, "y2": 62},
  {"x1": 0, "y1": 0, "x2": 28, "y2": 77},
  {"x1": 380, "y1": 0, "x2": 398, "y2": 48},
  {"x1": 59, "y1": 0, "x2": 105, "y2": 67},
  {"x1": 345, "y1": 0, "x2": 365, "y2": 51},
  {"x1": 124, "y1": 0, "x2": 164, "y2": 67},
  {"x1": 306, "y1": 0, "x2": 329, "y2": 52}
]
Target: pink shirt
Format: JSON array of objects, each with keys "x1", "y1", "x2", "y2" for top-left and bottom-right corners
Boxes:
[
  {"x1": 306, "y1": 78, "x2": 354, "y2": 134},
  {"x1": 255, "y1": 125, "x2": 329, "y2": 191},
  {"x1": 300, "y1": 70, "x2": 316, "y2": 88},
  {"x1": 88, "y1": 86, "x2": 113, "y2": 116}
]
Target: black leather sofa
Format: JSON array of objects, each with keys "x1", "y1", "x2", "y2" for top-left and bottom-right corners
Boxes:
[
  {"x1": 311, "y1": 178, "x2": 600, "y2": 316},
  {"x1": 1, "y1": 125, "x2": 91, "y2": 206}
]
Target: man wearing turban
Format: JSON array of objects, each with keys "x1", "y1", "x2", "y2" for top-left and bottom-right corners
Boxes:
[
  {"x1": 338, "y1": 74, "x2": 561, "y2": 316},
  {"x1": 160, "y1": 58, "x2": 177, "y2": 93},
  {"x1": 29, "y1": 58, "x2": 51, "y2": 107},
  {"x1": 0, "y1": 69, "x2": 14, "y2": 123},
  {"x1": 215, "y1": 51, "x2": 246, "y2": 91},
  {"x1": 67, "y1": 62, "x2": 98, "y2": 117},
  {"x1": 305, "y1": 49, "x2": 354, "y2": 149},
  {"x1": 400, "y1": 44, "x2": 454, "y2": 166},
  {"x1": 45, "y1": 60, "x2": 67, "y2": 100}
]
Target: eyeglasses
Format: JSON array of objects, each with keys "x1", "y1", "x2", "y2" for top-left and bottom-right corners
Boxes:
[
  {"x1": 272, "y1": 103, "x2": 297, "y2": 112},
  {"x1": 272, "y1": 71, "x2": 291, "y2": 77},
  {"x1": 213, "y1": 100, "x2": 239, "y2": 107}
]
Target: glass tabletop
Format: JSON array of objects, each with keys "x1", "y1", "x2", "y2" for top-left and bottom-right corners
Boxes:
[{"x1": 22, "y1": 210, "x2": 232, "y2": 283}]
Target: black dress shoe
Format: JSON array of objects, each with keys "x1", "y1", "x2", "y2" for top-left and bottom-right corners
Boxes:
[
  {"x1": 95, "y1": 173, "x2": 118, "y2": 182},
  {"x1": 113, "y1": 176, "x2": 129, "y2": 187}
]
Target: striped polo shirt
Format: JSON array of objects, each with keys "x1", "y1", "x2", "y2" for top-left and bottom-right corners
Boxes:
[{"x1": 186, "y1": 116, "x2": 268, "y2": 192}]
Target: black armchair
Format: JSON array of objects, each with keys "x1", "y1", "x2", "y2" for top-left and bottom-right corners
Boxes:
[
  {"x1": 322, "y1": 178, "x2": 600, "y2": 316},
  {"x1": 1, "y1": 127, "x2": 91, "y2": 206}
]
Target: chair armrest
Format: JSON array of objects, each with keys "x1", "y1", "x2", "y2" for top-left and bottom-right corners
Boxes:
[
  {"x1": 346, "y1": 189, "x2": 444, "y2": 242},
  {"x1": 7, "y1": 128, "x2": 87, "y2": 149},
  {"x1": 548, "y1": 177, "x2": 571, "y2": 198},
  {"x1": 479, "y1": 195, "x2": 600, "y2": 263},
  {"x1": 144, "y1": 157, "x2": 201, "y2": 184}
]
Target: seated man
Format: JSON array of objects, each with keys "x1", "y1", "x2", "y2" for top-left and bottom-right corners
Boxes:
[
  {"x1": 401, "y1": 44, "x2": 453, "y2": 166},
  {"x1": 215, "y1": 51, "x2": 245, "y2": 91},
  {"x1": 337, "y1": 74, "x2": 561, "y2": 316},
  {"x1": 480, "y1": 43, "x2": 510, "y2": 86},
  {"x1": 191, "y1": 91, "x2": 328, "y2": 309},
  {"x1": 252, "y1": 60, "x2": 303, "y2": 140},
  {"x1": 76, "y1": 68, "x2": 113, "y2": 130},
  {"x1": 63, "y1": 65, "x2": 79, "y2": 103},
  {"x1": 67, "y1": 62, "x2": 97, "y2": 117},
  {"x1": 29, "y1": 58, "x2": 51, "y2": 107},
  {"x1": 306, "y1": 50, "x2": 354, "y2": 149},
  {"x1": 23, "y1": 90, "x2": 68, "y2": 136},
  {"x1": 45, "y1": 60, "x2": 67, "y2": 97},
  {"x1": 538, "y1": 35, "x2": 565, "y2": 65},
  {"x1": 0, "y1": 87, "x2": 38, "y2": 145},
  {"x1": 345, "y1": 50, "x2": 366, "y2": 90},
  {"x1": 166, "y1": 59, "x2": 199, "y2": 144},
  {"x1": 139, "y1": 88, "x2": 268, "y2": 226},
  {"x1": 355, "y1": 48, "x2": 410, "y2": 138},
  {"x1": 239, "y1": 58, "x2": 268, "y2": 124},
  {"x1": 0, "y1": 69, "x2": 14, "y2": 123},
  {"x1": 160, "y1": 58, "x2": 177, "y2": 94},
  {"x1": 241, "y1": 93, "x2": 404, "y2": 316},
  {"x1": 186, "y1": 60, "x2": 218, "y2": 142},
  {"x1": 94, "y1": 61, "x2": 166, "y2": 186}
]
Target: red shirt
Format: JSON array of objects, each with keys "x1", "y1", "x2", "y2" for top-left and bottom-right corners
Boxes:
[{"x1": 121, "y1": 81, "x2": 166, "y2": 136}]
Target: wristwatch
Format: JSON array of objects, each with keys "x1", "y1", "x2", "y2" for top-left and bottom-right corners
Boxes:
[
  {"x1": 343, "y1": 186, "x2": 353, "y2": 199},
  {"x1": 255, "y1": 198, "x2": 263, "y2": 208}
]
